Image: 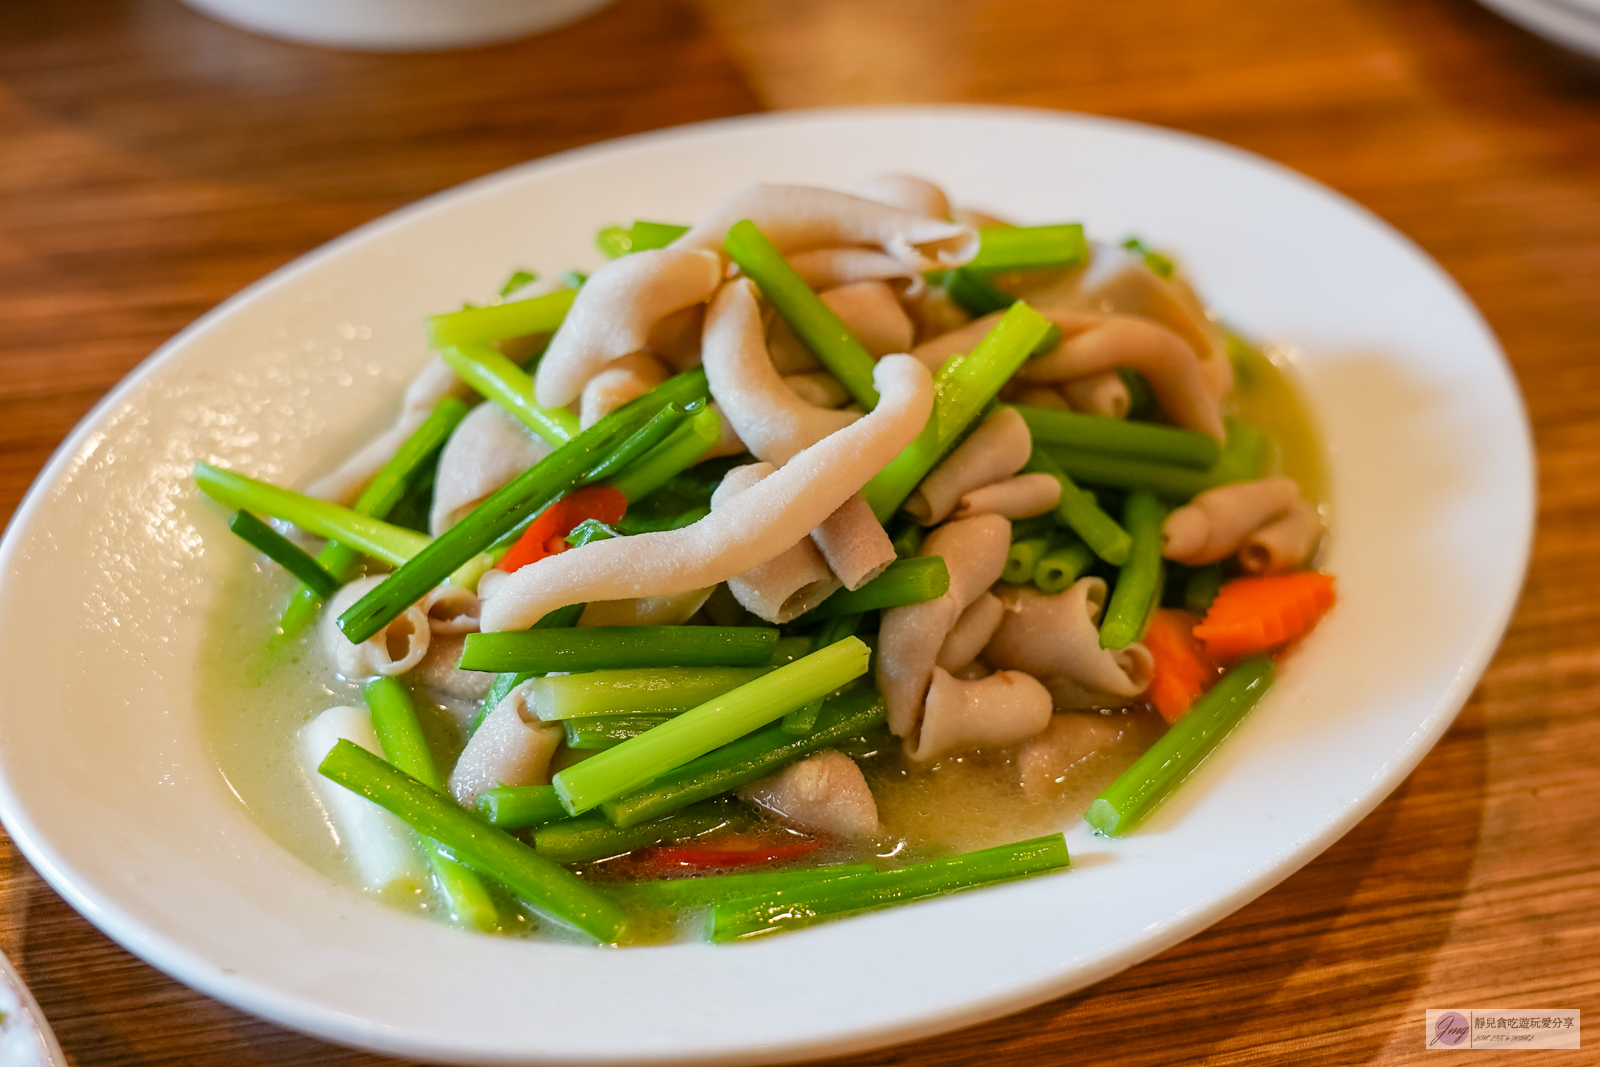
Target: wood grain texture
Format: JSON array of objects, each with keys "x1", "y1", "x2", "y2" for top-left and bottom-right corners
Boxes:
[{"x1": 1, "y1": 0, "x2": 1597, "y2": 1063}]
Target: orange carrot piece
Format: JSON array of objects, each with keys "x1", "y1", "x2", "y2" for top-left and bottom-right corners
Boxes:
[
  {"x1": 1143, "y1": 609, "x2": 1220, "y2": 723},
  {"x1": 1192, "y1": 571, "x2": 1336, "y2": 662},
  {"x1": 499, "y1": 486, "x2": 627, "y2": 574}
]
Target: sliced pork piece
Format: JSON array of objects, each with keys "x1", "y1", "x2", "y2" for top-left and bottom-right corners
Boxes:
[
  {"x1": 907, "y1": 668, "x2": 1053, "y2": 763},
  {"x1": 738, "y1": 750, "x2": 880, "y2": 840},
  {"x1": 321, "y1": 575, "x2": 430, "y2": 679},
  {"x1": 448, "y1": 680, "x2": 563, "y2": 808},
  {"x1": 986, "y1": 579, "x2": 1154, "y2": 709}
]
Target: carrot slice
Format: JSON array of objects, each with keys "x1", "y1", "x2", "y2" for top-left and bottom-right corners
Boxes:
[
  {"x1": 1192, "y1": 571, "x2": 1336, "y2": 663},
  {"x1": 499, "y1": 485, "x2": 627, "y2": 574},
  {"x1": 1143, "y1": 608, "x2": 1220, "y2": 723}
]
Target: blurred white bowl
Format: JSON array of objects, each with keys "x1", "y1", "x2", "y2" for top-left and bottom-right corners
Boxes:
[{"x1": 177, "y1": 0, "x2": 615, "y2": 52}]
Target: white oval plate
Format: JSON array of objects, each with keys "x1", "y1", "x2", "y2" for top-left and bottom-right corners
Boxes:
[{"x1": 0, "y1": 107, "x2": 1532, "y2": 1065}]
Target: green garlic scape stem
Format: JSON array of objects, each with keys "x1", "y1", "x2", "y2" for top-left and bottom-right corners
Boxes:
[
  {"x1": 337, "y1": 369, "x2": 710, "y2": 644},
  {"x1": 708, "y1": 833, "x2": 1071, "y2": 941},
  {"x1": 862, "y1": 301, "x2": 1054, "y2": 521},
  {"x1": 439, "y1": 341, "x2": 578, "y2": 446},
  {"x1": 554, "y1": 637, "x2": 872, "y2": 816},
  {"x1": 458, "y1": 626, "x2": 778, "y2": 675},
  {"x1": 1085, "y1": 657, "x2": 1275, "y2": 836},
  {"x1": 425, "y1": 288, "x2": 575, "y2": 349},
  {"x1": 318, "y1": 739, "x2": 627, "y2": 942},
  {"x1": 1098, "y1": 491, "x2": 1168, "y2": 649},
  {"x1": 724, "y1": 219, "x2": 881, "y2": 410}
]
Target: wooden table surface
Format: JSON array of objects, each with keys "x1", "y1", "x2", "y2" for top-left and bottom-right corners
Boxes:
[{"x1": 2, "y1": 0, "x2": 1597, "y2": 1063}]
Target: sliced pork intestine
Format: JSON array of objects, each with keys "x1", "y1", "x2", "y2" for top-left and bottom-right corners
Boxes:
[
  {"x1": 985, "y1": 580, "x2": 1154, "y2": 709},
  {"x1": 809, "y1": 492, "x2": 896, "y2": 591},
  {"x1": 307, "y1": 356, "x2": 473, "y2": 505},
  {"x1": 703, "y1": 278, "x2": 860, "y2": 466},
  {"x1": 479, "y1": 355, "x2": 934, "y2": 632},
  {"x1": 782, "y1": 372, "x2": 852, "y2": 409},
  {"x1": 447, "y1": 680, "x2": 563, "y2": 808},
  {"x1": 935, "y1": 591, "x2": 1004, "y2": 673},
  {"x1": 1018, "y1": 712, "x2": 1129, "y2": 796},
  {"x1": 578, "y1": 352, "x2": 670, "y2": 429},
  {"x1": 1007, "y1": 241, "x2": 1233, "y2": 402},
  {"x1": 851, "y1": 174, "x2": 953, "y2": 221},
  {"x1": 320, "y1": 575, "x2": 430, "y2": 680},
  {"x1": 419, "y1": 583, "x2": 481, "y2": 634},
  {"x1": 429, "y1": 402, "x2": 553, "y2": 535},
  {"x1": 737, "y1": 750, "x2": 880, "y2": 840},
  {"x1": 878, "y1": 513, "x2": 1012, "y2": 738},
  {"x1": 787, "y1": 248, "x2": 918, "y2": 292},
  {"x1": 907, "y1": 668, "x2": 1053, "y2": 763},
  {"x1": 672, "y1": 183, "x2": 978, "y2": 273},
  {"x1": 1240, "y1": 499, "x2": 1325, "y2": 574},
  {"x1": 765, "y1": 279, "x2": 917, "y2": 372},
  {"x1": 412, "y1": 633, "x2": 493, "y2": 704},
  {"x1": 1162, "y1": 477, "x2": 1302, "y2": 566},
  {"x1": 1060, "y1": 370, "x2": 1131, "y2": 419},
  {"x1": 533, "y1": 248, "x2": 722, "y2": 408},
  {"x1": 1016, "y1": 312, "x2": 1224, "y2": 439},
  {"x1": 711, "y1": 463, "x2": 841, "y2": 623},
  {"x1": 952, "y1": 472, "x2": 1062, "y2": 521},
  {"x1": 905, "y1": 406, "x2": 1032, "y2": 525}
]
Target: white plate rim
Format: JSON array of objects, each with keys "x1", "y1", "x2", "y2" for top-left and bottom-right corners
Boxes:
[{"x1": 0, "y1": 104, "x2": 1535, "y2": 1065}]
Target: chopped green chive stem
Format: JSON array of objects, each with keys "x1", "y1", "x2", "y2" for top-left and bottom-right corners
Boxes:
[
  {"x1": 1011, "y1": 404, "x2": 1221, "y2": 469},
  {"x1": 440, "y1": 341, "x2": 579, "y2": 446},
  {"x1": 600, "y1": 684, "x2": 885, "y2": 828},
  {"x1": 607, "y1": 864, "x2": 875, "y2": 912},
  {"x1": 1122, "y1": 237, "x2": 1176, "y2": 279},
  {"x1": 1099, "y1": 492, "x2": 1168, "y2": 649},
  {"x1": 528, "y1": 667, "x2": 770, "y2": 722},
  {"x1": 1002, "y1": 537, "x2": 1051, "y2": 585},
  {"x1": 363, "y1": 677, "x2": 440, "y2": 790},
  {"x1": 862, "y1": 301, "x2": 1054, "y2": 521},
  {"x1": 227, "y1": 510, "x2": 340, "y2": 597},
  {"x1": 565, "y1": 518, "x2": 623, "y2": 548},
  {"x1": 1117, "y1": 367, "x2": 1157, "y2": 420},
  {"x1": 724, "y1": 219, "x2": 880, "y2": 410},
  {"x1": 499, "y1": 269, "x2": 536, "y2": 297},
  {"x1": 1184, "y1": 562, "x2": 1226, "y2": 615},
  {"x1": 459, "y1": 626, "x2": 778, "y2": 675},
  {"x1": 939, "y1": 267, "x2": 1014, "y2": 316},
  {"x1": 317, "y1": 739, "x2": 627, "y2": 942},
  {"x1": 966, "y1": 224, "x2": 1088, "y2": 275},
  {"x1": 1044, "y1": 417, "x2": 1268, "y2": 500},
  {"x1": 564, "y1": 714, "x2": 677, "y2": 749},
  {"x1": 597, "y1": 221, "x2": 691, "y2": 258},
  {"x1": 555, "y1": 637, "x2": 872, "y2": 816},
  {"x1": 364, "y1": 677, "x2": 497, "y2": 931},
  {"x1": 337, "y1": 369, "x2": 710, "y2": 643},
  {"x1": 1085, "y1": 657, "x2": 1275, "y2": 836},
  {"x1": 783, "y1": 614, "x2": 860, "y2": 734},
  {"x1": 476, "y1": 785, "x2": 569, "y2": 829},
  {"x1": 889, "y1": 519, "x2": 926, "y2": 560},
  {"x1": 534, "y1": 802, "x2": 737, "y2": 865},
  {"x1": 425, "y1": 288, "x2": 576, "y2": 349},
  {"x1": 195, "y1": 462, "x2": 430, "y2": 567},
  {"x1": 470, "y1": 671, "x2": 533, "y2": 737},
  {"x1": 1023, "y1": 448, "x2": 1132, "y2": 564},
  {"x1": 1034, "y1": 538, "x2": 1096, "y2": 594},
  {"x1": 797, "y1": 556, "x2": 950, "y2": 623},
  {"x1": 604, "y1": 405, "x2": 721, "y2": 502},
  {"x1": 280, "y1": 397, "x2": 468, "y2": 636},
  {"x1": 708, "y1": 833, "x2": 1071, "y2": 941},
  {"x1": 581, "y1": 404, "x2": 686, "y2": 482}
]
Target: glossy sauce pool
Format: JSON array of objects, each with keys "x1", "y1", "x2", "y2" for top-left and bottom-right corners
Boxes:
[{"x1": 200, "y1": 341, "x2": 1325, "y2": 942}]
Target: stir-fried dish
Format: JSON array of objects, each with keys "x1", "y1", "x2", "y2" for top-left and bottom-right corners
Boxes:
[{"x1": 196, "y1": 176, "x2": 1335, "y2": 945}]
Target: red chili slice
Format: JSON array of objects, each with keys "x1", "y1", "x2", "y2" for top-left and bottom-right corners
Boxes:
[
  {"x1": 498, "y1": 485, "x2": 627, "y2": 574},
  {"x1": 648, "y1": 835, "x2": 822, "y2": 871}
]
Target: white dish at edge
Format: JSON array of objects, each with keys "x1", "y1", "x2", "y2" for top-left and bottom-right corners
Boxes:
[
  {"x1": 0, "y1": 106, "x2": 1533, "y2": 1065},
  {"x1": 1478, "y1": 0, "x2": 1600, "y2": 60}
]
